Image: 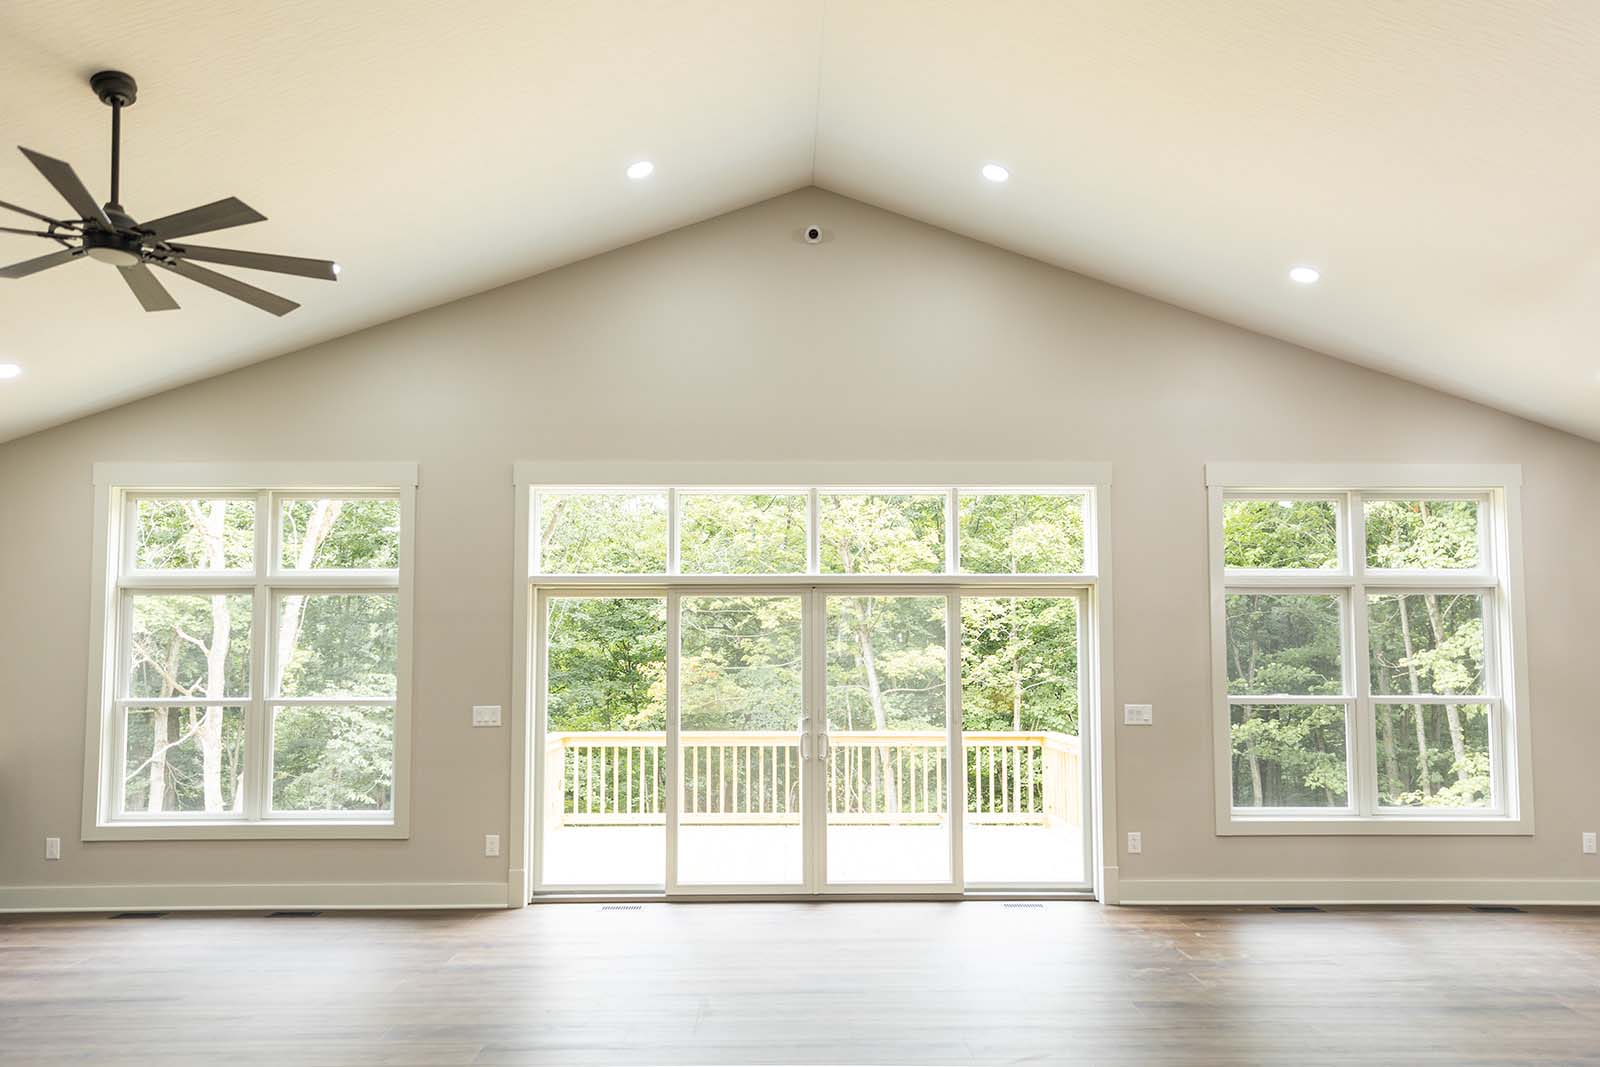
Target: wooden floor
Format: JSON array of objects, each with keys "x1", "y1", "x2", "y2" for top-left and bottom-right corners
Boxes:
[{"x1": 3, "y1": 902, "x2": 1598, "y2": 1065}]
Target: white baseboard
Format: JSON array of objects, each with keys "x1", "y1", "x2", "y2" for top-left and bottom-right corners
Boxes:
[
  {"x1": 1118, "y1": 876, "x2": 1600, "y2": 906},
  {"x1": 0, "y1": 880, "x2": 509, "y2": 913}
]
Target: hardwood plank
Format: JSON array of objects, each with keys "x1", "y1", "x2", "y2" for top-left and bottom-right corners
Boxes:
[{"x1": 0, "y1": 904, "x2": 1596, "y2": 1064}]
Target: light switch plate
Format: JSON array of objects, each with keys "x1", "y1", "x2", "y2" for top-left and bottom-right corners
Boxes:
[
  {"x1": 44, "y1": 837, "x2": 60, "y2": 861},
  {"x1": 484, "y1": 834, "x2": 500, "y2": 857},
  {"x1": 1124, "y1": 703, "x2": 1153, "y2": 725},
  {"x1": 1584, "y1": 832, "x2": 1597, "y2": 855},
  {"x1": 1126, "y1": 831, "x2": 1142, "y2": 854},
  {"x1": 472, "y1": 705, "x2": 502, "y2": 727}
]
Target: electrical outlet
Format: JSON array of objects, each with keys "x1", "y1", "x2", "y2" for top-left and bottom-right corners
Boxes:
[
  {"x1": 1584, "y1": 832, "x2": 1597, "y2": 855},
  {"x1": 472, "y1": 705, "x2": 502, "y2": 727},
  {"x1": 1126, "y1": 831, "x2": 1142, "y2": 855},
  {"x1": 484, "y1": 834, "x2": 500, "y2": 857},
  {"x1": 1123, "y1": 704, "x2": 1153, "y2": 725},
  {"x1": 44, "y1": 837, "x2": 61, "y2": 861}
]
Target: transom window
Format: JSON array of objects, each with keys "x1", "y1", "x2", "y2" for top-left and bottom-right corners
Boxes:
[
  {"x1": 1207, "y1": 465, "x2": 1531, "y2": 834},
  {"x1": 86, "y1": 465, "x2": 415, "y2": 838},
  {"x1": 531, "y1": 487, "x2": 1092, "y2": 577}
]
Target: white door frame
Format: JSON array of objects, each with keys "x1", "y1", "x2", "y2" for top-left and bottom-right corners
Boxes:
[{"x1": 506, "y1": 461, "x2": 1116, "y2": 905}]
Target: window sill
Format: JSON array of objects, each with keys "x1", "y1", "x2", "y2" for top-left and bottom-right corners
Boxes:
[
  {"x1": 1218, "y1": 813, "x2": 1532, "y2": 837},
  {"x1": 82, "y1": 819, "x2": 407, "y2": 842}
]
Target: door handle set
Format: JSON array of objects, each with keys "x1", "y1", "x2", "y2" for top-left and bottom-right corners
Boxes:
[{"x1": 798, "y1": 723, "x2": 831, "y2": 761}]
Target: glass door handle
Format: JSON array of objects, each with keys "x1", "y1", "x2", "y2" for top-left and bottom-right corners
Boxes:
[
  {"x1": 818, "y1": 733, "x2": 830, "y2": 760},
  {"x1": 800, "y1": 732, "x2": 813, "y2": 760}
]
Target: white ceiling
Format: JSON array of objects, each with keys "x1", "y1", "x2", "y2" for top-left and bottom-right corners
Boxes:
[{"x1": 3, "y1": 1, "x2": 1599, "y2": 442}]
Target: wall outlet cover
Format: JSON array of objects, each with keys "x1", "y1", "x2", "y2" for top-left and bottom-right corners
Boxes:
[
  {"x1": 484, "y1": 834, "x2": 501, "y2": 857},
  {"x1": 1126, "y1": 831, "x2": 1142, "y2": 854}
]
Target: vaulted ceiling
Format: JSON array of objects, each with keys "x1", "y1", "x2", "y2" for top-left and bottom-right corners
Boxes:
[{"x1": 3, "y1": 1, "x2": 1598, "y2": 442}]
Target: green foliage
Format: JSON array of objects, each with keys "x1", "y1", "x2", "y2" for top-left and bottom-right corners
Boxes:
[
  {"x1": 1368, "y1": 593, "x2": 1484, "y2": 696},
  {"x1": 825, "y1": 595, "x2": 946, "y2": 730},
  {"x1": 1230, "y1": 704, "x2": 1348, "y2": 807},
  {"x1": 1376, "y1": 704, "x2": 1491, "y2": 808},
  {"x1": 546, "y1": 597, "x2": 667, "y2": 732},
  {"x1": 959, "y1": 494, "x2": 1085, "y2": 574},
  {"x1": 1365, "y1": 499, "x2": 1479, "y2": 569},
  {"x1": 135, "y1": 497, "x2": 254, "y2": 570},
  {"x1": 1225, "y1": 498, "x2": 1493, "y2": 809},
  {"x1": 129, "y1": 593, "x2": 252, "y2": 698},
  {"x1": 539, "y1": 492, "x2": 668, "y2": 573},
  {"x1": 277, "y1": 593, "x2": 398, "y2": 698},
  {"x1": 819, "y1": 494, "x2": 944, "y2": 574},
  {"x1": 1223, "y1": 500, "x2": 1338, "y2": 569},
  {"x1": 680, "y1": 596, "x2": 803, "y2": 730},
  {"x1": 123, "y1": 496, "x2": 401, "y2": 816},
  {"x1": 123, "y1": 707, "x2": 245, "y2": 812},
  {"x1": 680, "y1": 494, "x2": 807, "y2": 574},
  {"x1": 1225, "y1": 594, "x2": 1342, "y2": 696},
  {"x1": 281, "y1": 498, "x2": 399, "y2": 569},
  {"x1": 271, "y1": 706, "x2": 394, "y2": 811},
  {"x1": 960, "y1": 597, "x2": 1078, "y2": 733}
]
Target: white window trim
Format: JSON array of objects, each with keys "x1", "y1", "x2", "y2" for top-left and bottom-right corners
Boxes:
[
  {"x1": 82, "y1": 461, "x2": 418, "y2": 841},
  {"x1": 506, "y1": 461, "x2": 1119, "y2": 905},
  {"x1": 1205, "y1": 462, "x2": 1534, "y2": 836}
]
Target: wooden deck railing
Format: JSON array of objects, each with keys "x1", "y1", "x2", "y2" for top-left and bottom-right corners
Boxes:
[{"x1": 544, "y1": 730, "x2": 1080, "y2": 829}]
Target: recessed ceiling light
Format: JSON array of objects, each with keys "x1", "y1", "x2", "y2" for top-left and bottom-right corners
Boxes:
[
  {"x1": 1289, "y1": 265, "x2": 1321, "y2": 284},
  {"x1": 626, "y1": 160, "x2": 655, "y2": 180},
  {"x1": 0, "y1": 363, "x2": 21, "y2": 380},
  {"x1": 981, "y1": 162, "x2": 1010, "y2": 183}
]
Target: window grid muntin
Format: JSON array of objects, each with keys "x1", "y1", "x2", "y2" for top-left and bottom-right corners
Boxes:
[
  {"x1": 108, "y1": 488, "x2": 401, "y2": 825},
  {"x1": 1221, "y1": 488, "x2": 1508, "y2": 820}
]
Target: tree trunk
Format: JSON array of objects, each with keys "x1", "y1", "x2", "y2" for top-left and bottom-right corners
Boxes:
[
  {"x1": 1229, "y1": 601, "x2": 1265, "y2": 806},
  {"x1": 854, "y1": 599, "x2": 901, "y2": 818},
  {"x1": 148, "y1": 635, "x2": 182, "y2": 813},
  {"x1": 1423, "y1": 594, "x2": 1468, "y2": 769},
  {"x1": 1396, "y1": 596, "x2": 1432, "y2": 797},
  {"x1": 275, "y1": 501, "x2": 344, "y2": 691}
]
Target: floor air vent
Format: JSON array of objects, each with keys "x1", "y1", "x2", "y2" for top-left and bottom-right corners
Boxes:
[
  {"x1": 1003, "y1": 902, "x2": 1046, "y2": 909},
  {"x1": 1469, "y1": 905, "x2": 1524, "y2": 913},
  {"x1": 267, "y1": 911, "x2": 322, "y2": 917},
  {"x1": 600, "y1": 904, "x2": 643, "y2": 911},
  {"x1": 109, "y1": 912, "x2": 168, "y2": 919},
  {"x1": 1270, "y1": 905, "x2": 1324, "y2": 913}
]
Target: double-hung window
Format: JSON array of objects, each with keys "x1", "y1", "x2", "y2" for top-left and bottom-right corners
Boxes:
[
  {"x1": 1206, "y1": 464, "x2": 1532, "y2": 834},
  {"x1": 84, "y1": 463, "x2": 416, "y2": 839}
]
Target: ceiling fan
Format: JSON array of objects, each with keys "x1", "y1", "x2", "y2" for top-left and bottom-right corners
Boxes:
[{"x1": 0, "y1": 71, "x2": 337, "y2": 316}]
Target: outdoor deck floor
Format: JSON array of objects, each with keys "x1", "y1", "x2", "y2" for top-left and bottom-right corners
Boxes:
[{"x1": 541, "y1": 822, "x2": 1085, "y2": 888}]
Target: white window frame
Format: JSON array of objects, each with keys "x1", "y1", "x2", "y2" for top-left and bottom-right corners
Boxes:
[
  {"x1": 82, "y1": 462, "x2": 418, "y2": 840},
  {"x1": 507, "y1": 461, "x2": 1118, "y2": 905},
  {"x1": 1206, "y1": 463, "x2": 1534, "y2": 836}
]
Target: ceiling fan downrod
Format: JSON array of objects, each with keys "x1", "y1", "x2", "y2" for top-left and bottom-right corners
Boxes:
[{"x1": 90, "y1": 70, "x2": 137, "y2": 211}]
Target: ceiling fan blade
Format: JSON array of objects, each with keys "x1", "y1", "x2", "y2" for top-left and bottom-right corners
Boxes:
[
  {"x1": 18, "y1": 148, "x2": 113, "y2": 230},
  {"x1": 0, "y1": 247, "x2": 81, "y2": 279},
  {"x1": 158, "y1": 258, "x2": 298, "y2": 316},
  {"x1": 0, "y1": 226, "x2": 56, "y2": 238},
  {"x1": 0, "y1": 198, "x2": 70, "y2": 228},
  {"x1": 172, "y1": 244, "x2": 338, "y2": 281},
  {"x1": 139, "y1": 197, "x2": 265, "y2": 240},
  {"x1": 119, "y1": 262, "x2": 179, "y2": 312}
]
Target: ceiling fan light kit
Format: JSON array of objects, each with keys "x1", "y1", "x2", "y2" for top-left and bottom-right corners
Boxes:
[{"x1": 0, "y1": 71, "x2": 338, "y2": 315}]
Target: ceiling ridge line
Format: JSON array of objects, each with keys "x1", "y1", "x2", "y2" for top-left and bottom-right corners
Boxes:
[{"x1": 809, "y1": 0, "x2": 826, "y2": 185}]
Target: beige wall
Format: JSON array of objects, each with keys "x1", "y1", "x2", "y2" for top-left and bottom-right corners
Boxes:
[{"x1": 2, "y1": 187, "x2": 1596, "y2": 904}]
